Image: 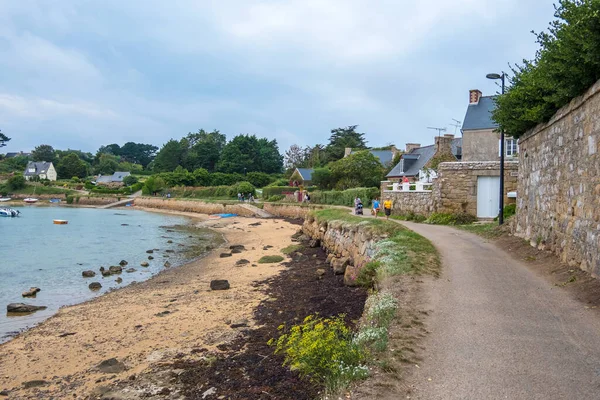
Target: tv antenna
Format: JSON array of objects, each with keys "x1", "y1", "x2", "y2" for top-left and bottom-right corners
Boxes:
[
  {"x1": 427, "y1": 126, "x2": 446, "y2": 137},
  {"x1": 450, "y1": 119, "x2": 462, "y2": 135}
]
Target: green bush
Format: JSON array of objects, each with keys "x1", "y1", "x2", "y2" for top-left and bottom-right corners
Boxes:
[
  {"x1": 66, "y1": 195, "x2": 74, "y2": 204},
  {"x1": 71, "y1": 176, "x2": 81, "y2": 183},
  {"x1": 310, "y1": 187, "x2": 379, "y2": 207},
  {"x1": 168, "y1": 185, "x2": 235, "y2": 199},
  {"x1": 246, "y1": 172, "x2": 276, "y2": 188},
  {"x1": 425, "y1": 213, "x2": 477, "y2": 225},
  {"x1": 503, "y1": 204, "x2": 516, "y2": 219},
  {"x1": 234, "y1": 181, "x2": 256, "y2": 196},
  {"x1": 7, "y1": 175, "x2": 26, "y2": 190},
  {"x1": 262, "y1": 186, "x2": 297, "y2": 198},
  {"x1": 267, "y1": 178, "x2": 290, "y2": 187},
  {"x1": 123, "y1": 175, "x2": 138, "y2": 186},
  {"x1": 267, "y1": 195, "x2": 285, "y2": 202},
  {"x1": 269, "y1": 315, "x2": 368, "y2": 393},
  {"x1": 258, "y1": 255, "x2": 285, "y2": 263}
]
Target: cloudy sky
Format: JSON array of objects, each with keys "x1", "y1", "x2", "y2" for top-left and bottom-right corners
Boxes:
[{"x1": 0, "y1": 0, "x2": 555, "y2": 154}]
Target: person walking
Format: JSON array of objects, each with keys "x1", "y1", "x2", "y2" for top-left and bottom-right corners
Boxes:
[
  {"x1": 372, "y1": 197, "x2": 381, "y2": 218},
  {"x1": 383, "y1": 197, "x2": 393, "y2": 220}
]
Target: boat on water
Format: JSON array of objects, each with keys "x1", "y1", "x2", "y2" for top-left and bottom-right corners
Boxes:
[
  {"x1": 0, "y1": 198, "x2": 11, "y2": 202},
  {"x1": 23, "y1": 198, "x2": 39, "y2": 204},
  {"x1": 0, "y1": 208, "x2": 20, "y2": 217},
  {"x1": 53, "y1": 219, "x2": 68, "y2": 225},
  {"x1": 49, "y1": 198, "x2": 61, "y2": 203}
]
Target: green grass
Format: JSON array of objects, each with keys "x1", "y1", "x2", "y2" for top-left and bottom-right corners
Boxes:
[
  {"x1": 310, "y1": 208, "x2": 401, "y2": 236},
  {"x1": 0, "y1": 184, "x2": 75, "y2": 195},
  {"x1": 281, "y1": 244, "x2": 303, "y2": 255},
  {"x1": 258, "y1": 255, "x2": 285, "y2": 264},
  {"x1": 455, "y1": 223, "x2": 503, "y2": 239}
]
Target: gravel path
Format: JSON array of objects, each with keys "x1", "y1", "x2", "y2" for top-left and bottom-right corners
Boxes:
[{"x1": 399, "y1": 222, "x2": 600, "y2": 400}]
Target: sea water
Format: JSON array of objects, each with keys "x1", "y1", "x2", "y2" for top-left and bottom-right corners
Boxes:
[{"x1": 0, "y1": 206, "x2": 220, "y2": 342}]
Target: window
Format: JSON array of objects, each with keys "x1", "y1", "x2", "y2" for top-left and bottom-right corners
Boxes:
[
  {"x1": 506, "y1": 138, "x2": 518, "y2": 156},
  {"x1": 499, "y1": 138, "x2": 519, "y2": 157}
]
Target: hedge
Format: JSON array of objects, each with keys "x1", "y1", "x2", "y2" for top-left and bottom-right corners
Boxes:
[
  {"x1": 167, "y1": 182, "x2": 256, "y2": 199},
  {"x1": 310, "y1": 187, "x2": 380, "y2": 207},
  {"x1": 262, "y1": 186, "x2": 298, "y2": 198}
]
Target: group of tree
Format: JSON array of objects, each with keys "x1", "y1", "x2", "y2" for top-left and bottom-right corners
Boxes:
[
  {"x1": 152, "y1": 130, "x2": 283, "y2": 174},
  {"x1": 493, "y1": 0, "x2": 600, "y2": 137}
]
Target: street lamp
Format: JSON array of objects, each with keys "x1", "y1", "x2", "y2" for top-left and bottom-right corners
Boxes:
[{"x1": 486, "y1": 72, "x2": 505, "y2": 225}]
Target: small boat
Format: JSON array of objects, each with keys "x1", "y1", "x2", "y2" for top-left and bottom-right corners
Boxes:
[
  {"x1": 0, "y1": 208, "x2": 20, "y2": 217},
  {"x1": 0, "y1": 198, "x2": 11, "y2": 202},
  {"x1": 49, "y1": 198, "x2": 61, "y2": 203},
  {"x1": 23, "y1": 198, "x2": 38, "y2": 204},
  {"x1": 53, "y1": 219, "x2": 68, "y2": 225}
]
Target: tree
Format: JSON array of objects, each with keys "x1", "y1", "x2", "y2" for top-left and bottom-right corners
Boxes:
[
  {"x1": 325, "y1": 125, "x2": 368, "y2": 162},
  {"x1": 493, "y1": 0, "x2": 600, "y2": 137},
  {"x1": 182, "y1": 130, "x2": 226, "y2": 172},
  {"x1": 153, "y1": 140, "x2": 184, "y2": 172},
  {"x1": 56, "y1": 153, "x2": 88, "y2": 179},
  {"x1": 217, "y1": 134, "x2": 283, "y2": 174},
  {"x1": 7, "y1": 175, "x2": 26, "y2": 190},
  {"x1": 284, "y1": 144, "x2": 306, "y2": 170},
  {"x1": 95, "y1": 153, "x2": 120, "y2": 175},
  {"x1": 31, "y1": 145, "x2": 56, "y2": 163},
  {"x1": 123, "y1": 175, "x2": 139, "y2": 186},
  {"x1": 303, "y1": 144, "x2": 326, "y2": 168},
  {"x1": 0, "y1": 130, "x2": 10, "y2": 148},
  {"x1": 119, "y1": 142, "x2": 158, "y2": 168},
  {"x1": 329, "y1": 150, "x2": 384, "y2": 189},
  {"x1": 311, "y1": 167, "x2": 335, "y2": 190},
  {"x1": 142, "y1": 176, "x2": 166, "y2": 195}
]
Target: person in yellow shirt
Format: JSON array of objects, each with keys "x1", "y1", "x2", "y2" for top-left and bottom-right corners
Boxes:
[{"x1": 383, "y1": 198, "x2": 393, "y2": 220}]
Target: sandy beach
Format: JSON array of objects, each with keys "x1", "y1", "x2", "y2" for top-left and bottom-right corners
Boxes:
[{"x1": 0, "y1": 211, "x2": 299, "y2": 399}]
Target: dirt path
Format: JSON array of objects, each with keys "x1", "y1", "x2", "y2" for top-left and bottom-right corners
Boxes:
[{"x1": 397, "y1": 222, "x2": 600, "y2": 400}]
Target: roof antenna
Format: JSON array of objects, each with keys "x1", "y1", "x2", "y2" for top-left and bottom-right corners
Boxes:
[
  {"x1": 427, "y1": 127, "x2": 446, "y2": 137},
  {"x1": 450, "y1": 119, "x2": 462, "y2": 135}
]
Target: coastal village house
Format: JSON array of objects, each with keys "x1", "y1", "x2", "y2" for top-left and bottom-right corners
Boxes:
[
  {"x1": 23, "y1": 161, "x2": 57, "y2": 181},
  {"x1": 290, "y1": 168, "x2": 314, "y2": 186},
  {"x1": 382, "y1": 89, "x2": 518, "y2": 219},
  {"x1": 6, "y1": 151, "x2": 31, "y2": 158},
  {"x1": 386, "y1": 135, "x2": 462, "y2": 183},
  {"x1": 96, "y1": 171, "x2": 131, "y2": 186}
]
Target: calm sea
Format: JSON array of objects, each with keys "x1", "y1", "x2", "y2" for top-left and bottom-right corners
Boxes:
[{"x1": 0, "y1": 206, "x2": 221, "y2": 342}]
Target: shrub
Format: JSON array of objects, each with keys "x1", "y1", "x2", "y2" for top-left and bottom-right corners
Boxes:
[
  {"x1": 425, "y1": 213, "x2": 477, "y2": 225},
  {"x1": 123, "y1": 175, "x2": 138, "y2": 186},
  {"x1": 246, "y1": 172, "x2": 275, "y2": 188},
  {"x1": 267, "y1": 178, "x2": 290, "y2": 187},
  {"x1": 267, "y1": 195, "x2": 285, "y2": 202},
  {"x1": 310, "y1": 187, "x2": 379, "y2": 207},
  {"x1": 503, "y1": 204, "x2": 517, "y2": 219},
  {"x1": 234, "y1": 181, "x2": 256, "y2": 196},
  {"x1": 270, "y1": 315, "x2": 368, "y2": 393},
  {"x1": 7, "y1": 175, "x2": 26, "y2": 190},
  {"x1": 66, "y1": 195, "x2": 74, "y2": 204},
  {"x1": 71, "y1": 176, "x2": 81, "y2": 183},
  {"x1": 262, "y1": 186, "x2": 297, "y2": 198}
]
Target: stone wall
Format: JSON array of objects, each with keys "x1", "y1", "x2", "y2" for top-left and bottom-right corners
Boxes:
[
  {"x1": 262, "y1": 203, "x2": 325, "y2": 219},
  {"x1": 134, "y1": 198, "x2": 260, "y2": 217},
  {"x1": 516, "y1": 79, "x2": 600, "y2": 276},
  {"x1": 435, "y1": 161, "x2": 518, "y2": 216},
  {"x1": 381, "y1": 192, "x2": 434, "y2": 217},
  {"x1": 302, "y1": 215, "x2": 384, "y2": 286}
]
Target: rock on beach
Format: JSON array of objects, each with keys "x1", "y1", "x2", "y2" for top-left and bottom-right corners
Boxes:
[
  {"x1": 7, "y1": 303, "x2": 47, "y2": 314},
  {"x1": 21, "y1": 287, "x2": 41, "y2": 298},
  {"x1": 210, "y1": 280, "x2": 230, "y2": 290},
  {"x1": 89, "y1": 282, "x2": 102, "y2": 290},
  {"x1": 82, "y1": 270, "x2": 96, "y2": 278}
]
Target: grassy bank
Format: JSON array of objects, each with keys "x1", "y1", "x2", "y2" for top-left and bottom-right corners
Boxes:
[{"x1": 271, "y1": 208, "x2": 440, "y2": 396}]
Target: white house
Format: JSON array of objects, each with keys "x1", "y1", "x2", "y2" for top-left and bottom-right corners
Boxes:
[{"x1": 23, "y1": 161, "x2": 57, "y2": 181}]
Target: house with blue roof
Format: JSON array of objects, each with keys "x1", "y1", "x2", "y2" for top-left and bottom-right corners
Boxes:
[
  {"x1": 462, "y1": 89, "x2": 518, "y2": 161},
  {"x1": 290, "y1": 168, "x2": 314, "y2": 186}
]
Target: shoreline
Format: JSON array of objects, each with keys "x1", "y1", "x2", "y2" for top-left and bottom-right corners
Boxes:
[{"x1": 0, "y1": 211, "x2": 295, "y2": 399}]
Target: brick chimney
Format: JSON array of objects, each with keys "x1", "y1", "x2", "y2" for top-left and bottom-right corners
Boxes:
[
  {"x1": 435, "y1": 135, "x2": 454, "y2": 153},
  {"x1": 469, "y1": 89, "x2": 482, "y2": 105},
  {"x1": 405, "y1": 143, "x2": 421, "y2": 153}
]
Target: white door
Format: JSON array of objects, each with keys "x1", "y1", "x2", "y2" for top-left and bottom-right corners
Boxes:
[{"x1": 477, "y1": 176, "x2": 500, "y2": 218}]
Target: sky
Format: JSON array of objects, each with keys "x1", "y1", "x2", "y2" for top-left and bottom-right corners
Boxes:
[{"x1": 0, "y1": 0, "x2": 556, "y2": 155}]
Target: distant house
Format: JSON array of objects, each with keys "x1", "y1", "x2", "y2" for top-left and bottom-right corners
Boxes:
[
  {"x1": 96, "y1": 171, "x2": 131, "y2": 185},
  {"x1": 290, "y1": 168, "x2": 314, "y2": 186},
  {"x1": 23, "y1": 161, "x2": 57, "y2": 181},
  {"x1": 344, "y1": 146, "x2": 401, "y2": 167},
  {"x1": 462, "y1": 89, "x2": 518, "y2": 161},
  {"x1": 386, "y1": 135, "x2": 462, "y2": 182},
  {"x1": 6, "y1": 151, "x2": 31, "y2": 158}
]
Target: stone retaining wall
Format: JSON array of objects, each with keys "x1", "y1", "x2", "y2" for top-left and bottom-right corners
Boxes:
[
  {"x1": 263, "y1": 203, "x2": 325, "y2": 219},
  {"x1": 382, "y1": 192, "x2": 434, "y2": 217},
  {"x1": 302, "y1": 214, "x2": 384, "y2": 286},
  {"x1": 134, "y1": 198, "x2": 259, "y2": 217},
  {"x1": 516, "y1": 79, "x2": 600, "y2": 276}
]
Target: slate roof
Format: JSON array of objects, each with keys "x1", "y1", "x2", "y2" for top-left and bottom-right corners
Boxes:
[
  {"x1": 386, "y1": 138, "x2": 462, "y2": 178},
  {"x1": 23, "y1": 161, "x2": 53, "y2": 177},
  {"x1": 7, "y1": 152, "x2": 31, "y2": 158},
  {"x1": 96, "y1": 171, "x2": 131, "y2": 183},
  {"x1": 462, "y1": 96, "x2": 499, "y2": 131},
  {"x1": 295, "y1": 168, "x2": 314, "y2": 181},
  {"x1": 350, "y1": 149, "x2": 395, "y2": 165}
]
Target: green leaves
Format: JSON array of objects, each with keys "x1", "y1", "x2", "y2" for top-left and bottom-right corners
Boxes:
[{"x1": 494, "y1": 0, "x2": 600, "y2": 137}]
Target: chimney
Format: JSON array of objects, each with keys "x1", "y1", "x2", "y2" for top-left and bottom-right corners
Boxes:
[
  {"x1": 344, "y1": 147, "x2": 352, "y2": 157},
  {"x1": 435, "y1": 135, "x2": 454, "y2": 153},
  {"x1": 405, "y1": 143, "x2": 421, "y2": 153},
  {"x1": 469, "y1": 89, "x2": 482, "y2": 105},
  {"x1": 443, "y1": 134, "x2": 455, "y2": 139}
]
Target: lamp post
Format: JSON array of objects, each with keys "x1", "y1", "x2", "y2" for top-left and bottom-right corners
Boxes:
[{"x1": 486, "y1": 72, "x2": 505, "y2": 225}]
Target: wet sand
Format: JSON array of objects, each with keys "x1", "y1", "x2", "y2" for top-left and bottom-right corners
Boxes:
[{"x1": 0, "y1": 213, "x2": 297, "y2": 399}]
